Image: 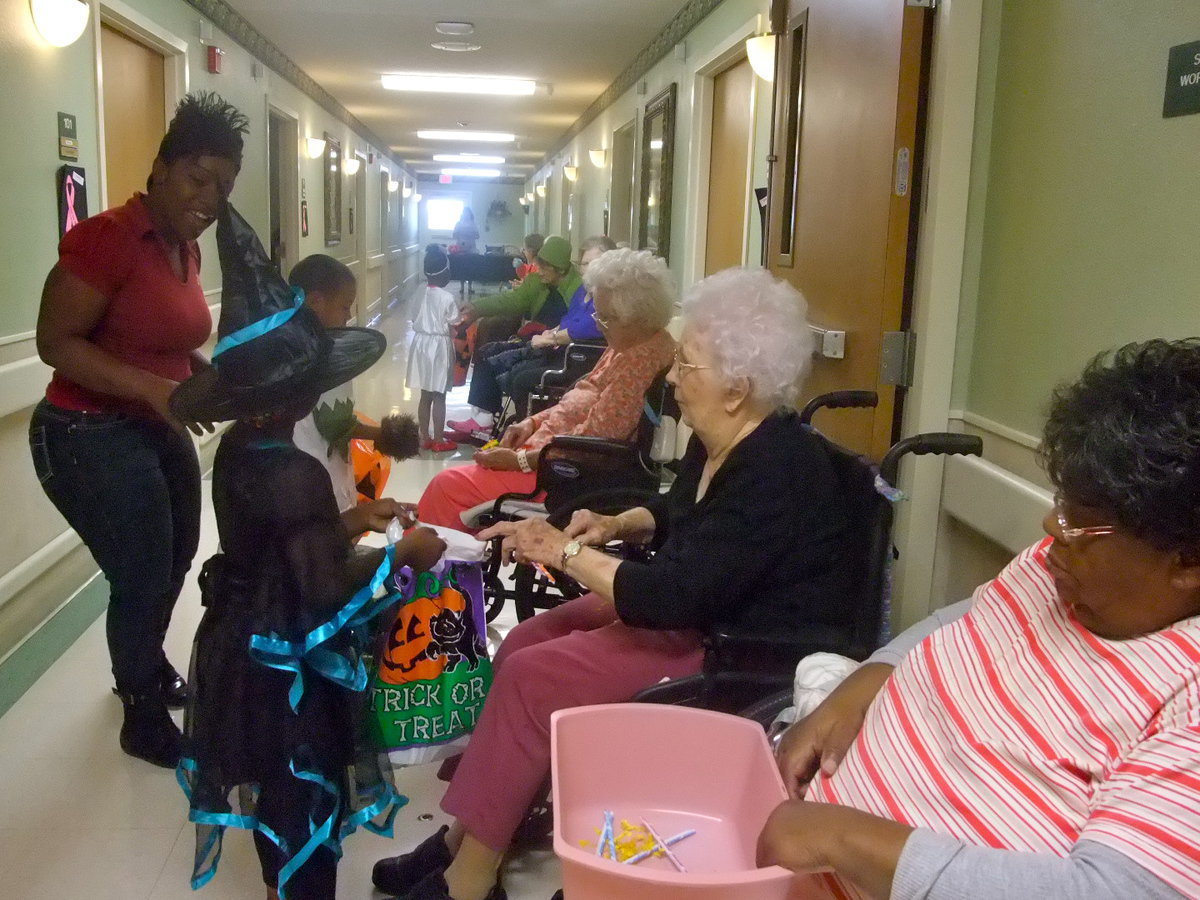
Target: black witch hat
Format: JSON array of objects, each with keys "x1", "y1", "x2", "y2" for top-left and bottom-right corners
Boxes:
[{"x1": 170, "y1": 203, "x2": 385, "y2": 422}]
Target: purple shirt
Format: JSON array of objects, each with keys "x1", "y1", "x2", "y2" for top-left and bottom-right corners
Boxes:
[{"x1": 559, "y1": 285, "x2": 603, "y2": 341}]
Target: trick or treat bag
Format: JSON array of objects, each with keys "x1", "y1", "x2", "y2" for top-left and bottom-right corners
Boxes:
[{"x1": 369, "y1": 552, "x2": 492, "y2": 766}]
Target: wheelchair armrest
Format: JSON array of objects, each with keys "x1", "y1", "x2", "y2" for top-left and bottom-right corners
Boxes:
[
  {"x1": 738, "y1": 689, "x2": 794, "y2": 727},
  {"x1": 544, "y1": 434, "x2": 641, "y2": 461},
  {"x1": 632, "y1": 673, "x2": 707, "y2": 705},
  {"x1": 706, "y1": 625, "x2": 873, "y2": 665}
]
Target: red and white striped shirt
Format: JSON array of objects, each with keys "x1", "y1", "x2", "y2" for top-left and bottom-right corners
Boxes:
[{"x1": 806, "y1": 538, "x2": 1200, "y2": 898}]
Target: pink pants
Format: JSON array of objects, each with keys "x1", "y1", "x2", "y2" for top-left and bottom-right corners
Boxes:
[
  {"x1": 440, "y1": 594, "x2": 705, "y2": 852},
  {"x1": 416, "y1": 464, "x2": 539, "y2": 529}
]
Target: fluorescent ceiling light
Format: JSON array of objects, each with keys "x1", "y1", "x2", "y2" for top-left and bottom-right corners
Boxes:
[
  {"x1": 435, "y1": 21, "x2": 474, "y2": 35},
  {"x1": 382, "y1": 73, "x2": 536, "y2": 96},
  {"x1": 417, "y1": 129, "x2": 516, "y2": 143},
  {"x1": 432, "y1": 41, "x2": 481, "y2": 52},
  {"x1": 441, "y1": 167, "x2": 502, "y2": 178},
  {"x1": 433, "y1": 154, "x2": 505, "y2": 164}
]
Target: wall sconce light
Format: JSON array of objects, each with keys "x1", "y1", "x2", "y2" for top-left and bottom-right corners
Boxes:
[
  {"x1": 342, "y1": 156, "x2": 361, "y2": 175},
  {"x1": 30, "y1": 0, "x2": 91, "y2": 47},
  {"x1": 402, "y1": 183, "x2": 414, "y2": 198},
  {"x1": 525, "y1": 191, "x2": 535, "y2": 203},
  {"x1": 588, "y1": 148, "x2": 607, "y2": 168},
  {"x1": 745, "y1": 33, "x2": 777, "y2": 82},
  {"x1": 305, "y1": 137, "x2": 326, "y2": 159},
  {"x1": 412, "y1": 192, "x2": 423, "y2": 202},
  {"x1": 562, "y1": 165, "x2": 578, "y2": 183},
  {"x1": 535, "y1": 183, "x2": 547, "y2": 198},
  {"x1": 518, "y1": 196, "x2": 527, "y2": 206},
  {"x1": 387, "y1": 178, "x2": 399, "y2": 192}
]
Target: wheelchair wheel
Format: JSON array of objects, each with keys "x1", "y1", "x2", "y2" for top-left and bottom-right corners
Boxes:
[{"x1": 482, "y1": 569, "x2": 505, "y2": 622}]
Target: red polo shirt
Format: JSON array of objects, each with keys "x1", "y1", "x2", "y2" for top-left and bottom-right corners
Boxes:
[{"x1": 45, "y1": 194, "x2": 212, "y2": 418}]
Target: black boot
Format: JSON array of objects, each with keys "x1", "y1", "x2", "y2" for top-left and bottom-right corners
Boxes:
[
  {"x1": 159, "y1": 660, "x2": 188, "y2": 708},
  {"x1": 117, "y1": 691, "x2": 182, "y2": 768},
  {"x1": 373, "y1": 825, "x2": 454, "y2": 895}
]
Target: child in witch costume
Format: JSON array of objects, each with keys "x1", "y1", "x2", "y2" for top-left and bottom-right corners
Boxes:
[{"x1": 170, "y1": 204, "x2": 446, "y2": 900}]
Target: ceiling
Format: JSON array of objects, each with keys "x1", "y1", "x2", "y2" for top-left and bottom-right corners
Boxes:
[{"x1": 221, "y1": 0, "x2": 693, "y2": 179}]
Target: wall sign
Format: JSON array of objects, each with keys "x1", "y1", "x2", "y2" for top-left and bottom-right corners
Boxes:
[
  {"x1": 1163, "y1": 40, "x2": 1200, "y2": 118},
  {"x1": 57, "y1": 112, "x2": 78, "y2": 161},
  {"x1": 57, "y1": 165, "x2": 87, "y2": 236}
]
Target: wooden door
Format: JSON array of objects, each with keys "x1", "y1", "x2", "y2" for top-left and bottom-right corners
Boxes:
[
  {"x1": 100, "y1": 23, "x2": 165, "y2": 210},
  {"x1": 705, "y1": 57, "x2": 754, "y2": 275},
  {"x1": 767, "y1": 0, "x2": 931, "y2": 459}
]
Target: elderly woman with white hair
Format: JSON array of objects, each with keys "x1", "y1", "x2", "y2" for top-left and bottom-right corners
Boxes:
[
  {"x1": 374, "y1": 267, "x2": 856, "y2": 900},
  {"x1": 416, "y1": 247, "x2": 676, "y2": 529}
]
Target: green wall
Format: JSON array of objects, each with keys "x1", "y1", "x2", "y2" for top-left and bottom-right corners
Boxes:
[{"x1": 963, "y1": 0, "x2": 1200, "y2": 437}]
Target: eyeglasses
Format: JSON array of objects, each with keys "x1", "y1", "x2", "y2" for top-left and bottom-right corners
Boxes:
[
  {"x1": 590, "y1": 310, "x2": 611, "y2": 329},
  {"x1": 672, "y1": 347, "x2": 711, "y2": 377},
  {"x1": 1053, "y1": 495, "x2": 1117, "y2": 544}
]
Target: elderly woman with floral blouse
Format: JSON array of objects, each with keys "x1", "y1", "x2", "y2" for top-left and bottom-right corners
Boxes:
[{"x1": 416, "y1": 247, "x2": 675, "y2": 530}]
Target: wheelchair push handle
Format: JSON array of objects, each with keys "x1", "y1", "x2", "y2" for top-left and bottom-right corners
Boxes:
[
  {"x1": 800, "y1": 390, "x2": 879, "y2": 425},
  {"x1": 880, "y1": 432, "x2": 982, "y2": 486}
]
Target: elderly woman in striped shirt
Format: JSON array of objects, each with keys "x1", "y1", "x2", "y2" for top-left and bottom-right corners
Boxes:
[{"x1": 763, "y1": 338, "x2": 1200, "y2": 899}]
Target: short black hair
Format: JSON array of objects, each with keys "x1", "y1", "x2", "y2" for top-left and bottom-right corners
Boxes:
[
  {"x1": 157, "y1": 92, "x2": 249, "y2": 169},
  {"x1": 1041, "y1": 338, "x2": 1200, "y2": 553},
  {"x1": 289, "y1": 254, "x2": 355, "y2": 296}
]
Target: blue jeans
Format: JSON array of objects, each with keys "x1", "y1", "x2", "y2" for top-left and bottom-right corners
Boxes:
[{"x1": 29, "y1": 400, "x2": 201, "y2": 695}]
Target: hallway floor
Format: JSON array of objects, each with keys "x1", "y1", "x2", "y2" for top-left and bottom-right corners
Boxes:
[{"x1": 0, "y1": 293, "x2": 564, "y2": 899}]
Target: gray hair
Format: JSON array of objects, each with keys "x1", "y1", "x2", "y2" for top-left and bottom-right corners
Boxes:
[
  {"x1": 583, "y1": 248, "x2": 676, "y2": 330},
  {"x1": 579, "y1": 234, "x2": 618, "y2": 256},
  {"x1": 682, "y1": 267, "x2": 813, "y2": 409}
]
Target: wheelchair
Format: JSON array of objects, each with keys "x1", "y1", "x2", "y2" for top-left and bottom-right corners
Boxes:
[
  {"x1": 478, "y1": 389, "x2": 981, "y2": 710},
  {"x1": 466, "y1": 366, "x2": 681, "y2": 622}
]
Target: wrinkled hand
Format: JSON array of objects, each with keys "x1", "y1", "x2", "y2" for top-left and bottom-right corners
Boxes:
[
  {"x1": 562, "y1": 509, "x2": 622, "y2": 545},
  {"x1": 473, "y1": 447, "x2": 520, "y2": 470},
  {"x1": 397, "y1": 526, "x2": 447, "y2": 572},
  {"x1": 776, "y1": 662, "x2": 893, "y2": 799},
  {"x1": 530, "y1": 331, "x2": 555, "y2": 350},
  {"x1": 499, "y1": 419, "x2": 535, "y2": 450},
  {"x1": 477, "y1": 518, "x2": 567, "y2": 569}
]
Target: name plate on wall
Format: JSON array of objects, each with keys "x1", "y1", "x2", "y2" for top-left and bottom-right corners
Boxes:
[{"x1": 1163, "y1": 40, "x2": 1200, "y2": 118}]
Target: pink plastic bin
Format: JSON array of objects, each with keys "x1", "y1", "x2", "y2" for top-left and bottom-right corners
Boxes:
[{"x1": 551, "y1": 703, "x2": 794, "y2": 900}]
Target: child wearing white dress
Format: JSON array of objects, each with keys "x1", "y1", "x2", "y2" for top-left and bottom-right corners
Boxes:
[{"x1": 407, "y1": 245, "x2": 459, "y2": 452}]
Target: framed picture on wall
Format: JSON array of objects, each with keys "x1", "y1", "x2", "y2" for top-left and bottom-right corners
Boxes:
[
  {"x1": 323, "y1": 133, "x2": 342, "y2": 246},
  {"x1": 638, "y1": 83, "x2": 676, "y2": 263}
]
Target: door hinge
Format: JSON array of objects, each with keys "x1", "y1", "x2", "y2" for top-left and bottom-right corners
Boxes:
[
  {"x1": 907, "y1": 0, "x2": 936, "y2": 8},
  {"x1": 880, "y1": 331, "x2": 916, "y2": 387}
]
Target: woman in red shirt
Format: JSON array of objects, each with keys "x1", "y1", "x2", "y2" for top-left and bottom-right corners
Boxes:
[{"x1": 28, "y1": 93, "x2": 247, "y2": 768}]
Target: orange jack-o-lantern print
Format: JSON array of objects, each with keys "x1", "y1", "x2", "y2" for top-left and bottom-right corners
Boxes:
[{"x1": 379, "y1": 572, "x2": 482, "y2": 685}]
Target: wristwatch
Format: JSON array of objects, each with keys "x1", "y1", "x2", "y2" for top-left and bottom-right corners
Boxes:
[{"x1": 560, "y1": 539, "x2": 583, "y2": 570}]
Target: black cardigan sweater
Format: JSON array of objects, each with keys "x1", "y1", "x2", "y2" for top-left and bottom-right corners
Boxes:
[{"x1": 613, "y1": 409, "x2": 855, "y2": 636}]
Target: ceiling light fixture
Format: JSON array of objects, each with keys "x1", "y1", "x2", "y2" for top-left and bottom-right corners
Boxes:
[
  {"x1": 29, "y1": 0, "x2": 90, "y2": 47},
  {"x1": 435, "y1": 21, "x2": 474, "y2": 35},
  {"x1": 382, "y1": 73, "x2": 536, "y2": 96},
  {"x1": 431, "y1": 41, "x2": 481, "y2": 52},
  {"x1": 441, "y1": 167, "x2": 502, "y2": 178},
  {"x1": 588, "y1": 148, "x2": 607, "y2": 168},
  {"x1": 417, "y1": 129, "x2": 516, "y2": 143},
  {"x1": 433, "y1": 153, "x2": 505, "y2": 164},
  {"x1": 745, "y1": 33, "x2": 777, "y2": 82},
  {"x1": 305, "y1": 136, "x2": 327, "y2": 159},
  {"x1": 563, "y1": 165, "x2": 578, "y2": 183}
]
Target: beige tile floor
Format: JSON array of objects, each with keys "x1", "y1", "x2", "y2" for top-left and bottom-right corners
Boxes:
[{"x1": 0, "y1": 291, "x2": 562, "y2": 900}]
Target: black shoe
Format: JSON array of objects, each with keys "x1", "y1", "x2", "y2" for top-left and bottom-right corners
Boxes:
[
  {"x1": 550, "y1": 892, "x2": 563, "y2": 900},
  {"x1": 117, "y1": 691, "x2": 182, "y2": 768},
  {"x1": 389, "y1": 868, "x2": 505, "y2": 900},
  {"x1": 159, "y1": 661, "x2": 188, "y2": 709},
  {"x1": 110, "y1": 661, "x2": 188, "y2": 709},
  {"x1": 373, "y1": 825, "x2": 454, "y2": 895}
]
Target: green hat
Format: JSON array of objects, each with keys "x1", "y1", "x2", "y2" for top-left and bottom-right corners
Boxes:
[{"x1": 536, "y1": 235, "x2": 572, "y2": 271}]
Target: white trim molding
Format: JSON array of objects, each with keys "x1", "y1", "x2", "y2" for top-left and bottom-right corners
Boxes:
[
  {"x1": 0, "y1": 528, "x2": 82, "y2": 614},
  {"x1": 941, "y1": 454, "x2": 1052, "y2": 556},
  {"x1": 0, "y1": 355, "x2": 53, "y2": 419},
  {"x1": 956, "y1": 409, "x2": 1040, "y2": 451}
]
